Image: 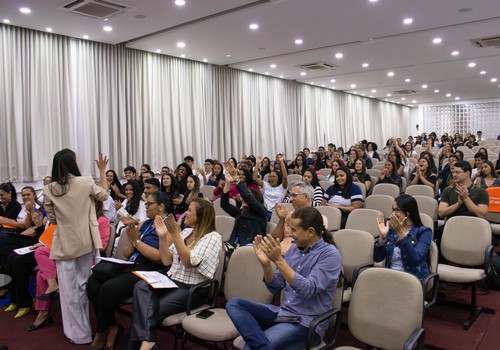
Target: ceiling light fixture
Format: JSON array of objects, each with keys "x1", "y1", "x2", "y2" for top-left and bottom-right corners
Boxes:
[
  {"x1": 455, "y1": 97, "x2": 460, "y2": 100},
  {"x1": 468, "y1": 62, "x2": 476, "y2": 68},
  {"x1": 3, "y1": 19, "x2": 10, "y2": 24},
  {"x1": 387, "y1": 71, "x2": 394, "y2": 77},
  {"x1": 249, "y1": 68, "x2": 253, "y2": 72},
  {"x1": 434, "y1": 89, "x2": 440, "y2": 93},
  {"x1": 480, "y1": 70, "x2": 487, "y2": 75},
  {"x1": 335, "y1": 53, "x2": 343, "y2": 59},
  {"x1": 83, "y1": 34, "x2": 89, "y2": 39},
  {"x1": 270, "y1": 64, "x2": 277, "y2": 68},
  {"x1": 412, "y1": 100, "x2": 417, "y2": 103},
  {"x1": 330, "y1": 79, "x2": 336, "y2": 83},
  {"x1": 310, "y1": 82, "x2": 315, "y2": 85},
  {"x1": 446, "y1": 93, "x2": 451, "y2": 97},
  {"x1": 294, "y1": 39, "x2": 303, "y2": 45},
  {"x1": 180, "y1": 54, "x2": 185, "y2": 58},
  {"x1": 175, "y1": 0, "x2": 186, "y2": 6},
  {"x1": 387, "y1": 93, "x2": 391, "y2": 97},
  {"x1": 103, "y1": 26, "x2": 112, "y2": 32},
  {"x1": 300, "y1": 72, "x2": 306, "y2": 76},
  {"x1": 371, "y1": 89, "x2": 376, "y2": 93},
  {"x1": 421, "y1": 84, "x2": 428, "y2": 89},
  {"x1": 280, "y1": 75, "x2": 284, "y2": 78},
  {"x1": 177, "y1": 42, "x2": 186, "y2": 48},
  {"x1": 401, "y1": 97, "x2": 406, "y2": 100},
  {"x1": 203, "y1": 58, "x2": 208, "y2": 62},
  {"x1": 350, "y1": 84, "x2": 356, "y2": 88},
  {"x1": 405, "y1": 78, "x2": 411, "y2": 83},
  {"x1": 46, "y1": 27, "x2": 52, "y2": 32},
  {"x1": 249, "y1": 23, "x2": 259, "y2": 30},
  {"x1": 491, "y1": 78, "x2": 498, "y2": 82},
  {"x1": 432, "y1": 37, "x2": 442, "y2": 44},
  {"x1": 265, "y1": 72, "x2": 269, "y2": 75},
  {"x1": 403, "y1": 18, "x2": 413, "y2": 25},
  {"x1": 451, "y1": 50, "x2": 459, "y2": 56},
  {"x1": 225, "y1": 54, "x2": 231, "y2": 57},
  {"x1": 19, "y1": 7, "x2": 31, "y2": 14},
  {"x1": 156, "y1": 49, "x2": 161, "y2": 53},
  {"x1": 362, "y1": 63, "x2": 369, "y2": 68}
]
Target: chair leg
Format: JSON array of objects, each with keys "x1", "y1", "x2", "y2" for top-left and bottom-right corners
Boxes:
[{"x1": 463, "y1": 283, "x2": 482, "y2": 330}]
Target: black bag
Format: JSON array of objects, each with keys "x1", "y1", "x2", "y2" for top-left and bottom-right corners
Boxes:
[
  {"x1": 486, "y1": 253, "x2": 500, "y2": 290},
  {"x1": 91, "y1": 260, "x2": 134, "y2": 282}
]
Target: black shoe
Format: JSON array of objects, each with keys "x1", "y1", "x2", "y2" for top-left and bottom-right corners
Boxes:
[
  {"x1": 27, "y1": 315, "x2": 52, "y2": 331},
  {"x1": 36, "y1": 290, "x2": 59, "y2": 300}
]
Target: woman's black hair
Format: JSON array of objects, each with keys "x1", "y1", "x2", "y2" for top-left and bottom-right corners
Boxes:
[
  {"x1": 291, "y1": 206, "x2": 333, "y2": 244},
  {"x1": 394, "y1": 194, "x2": 424, "y2": 227},
  {"x1": 22, "y1": 186, "x2": 42, "y2": 207},
  {"x1": 141, "y1": 164, "x2": 151, "y2": 171},
  {"x1": 150, "y1": 191, "x2": 173, "y2": 215},
  {"x1": 106, "y1": 170, "x2": 123, "y2": 199},
  {"x1": 239, "y1": 168, "x2": 255, "y2": 185},
  {"x1": 175, "y1": 163, "x2": 193, "y2": 178},
  {"x1": 49, "y1": 148, "x2": 82, "y2": 196},
  {"x1": 304, "y1": 169, "x2": 321, "y2": 188},
  {"x1": 248, "y1": 188, "x2": 264, "y2": 204},
  {"x1": 418, "y1": 158, "x2": 434, "y2": 179},
  {"x1": 354, "y1": 158, "x2": 368, "y2": 183},
  {"x1": 0, "y1": 182, "x2": 17, "y2": 202},
  {"x1": 385, "y1": 159, "x2": 398, "y2": 178},
  {"x1": 160, "y1": 173, "x2": 179, "y2": 193},
  {"x1": 388, "y1": 148, "x2": 403, "y2": 168},
  {"x1": 212, "y1": 162, "x2": 225, "y2": 182},
  {"x1": 259, "y1": 157, "x2": 272, "y2": 178},
  {"x1": 295, "y1": 154, "x2": 307, "y2": 167},
  {"x1": 419, "y1": 151, "x2": 437, "y2": 172},
  {"x1": 269, "y1": 170, "x2": 283, "y2": 186},
  {"x1": 367, "y1": 142, "x2": 378, "y2": 151},
  {"x1": 124, "y1": 180, "x2": 142, "y2": 216},
  {"x1": 312, "y1": 152, "x2": 325, "y2": 170},
  {"x1": 332, "y1": 166, "x2": 354, "y2": 199},
  {"x1": 227, "y1": 157, "x2": 238, "y2": 168}
]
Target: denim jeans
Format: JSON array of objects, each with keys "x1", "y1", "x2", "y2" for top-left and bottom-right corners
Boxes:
[{"x1": 226, "y1": 297, "x2": 320, "y2": 350}]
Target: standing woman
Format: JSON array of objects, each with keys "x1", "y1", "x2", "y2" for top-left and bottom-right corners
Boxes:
[{"x1": 42, "y1": 149, "x2": 109, "y2": 344}]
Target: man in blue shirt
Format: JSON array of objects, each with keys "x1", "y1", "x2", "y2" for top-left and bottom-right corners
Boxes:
[{"x1": 226, "y1": 207, "x2": 341, "y2": 350}]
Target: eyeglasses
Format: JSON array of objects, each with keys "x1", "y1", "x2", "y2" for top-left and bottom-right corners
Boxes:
[
  {"x1": 145, "y1": 202, "x2": 159, "y2": 208},
  {"x1": 290, "y1": 193, "x2": 306, "y2": 198}
]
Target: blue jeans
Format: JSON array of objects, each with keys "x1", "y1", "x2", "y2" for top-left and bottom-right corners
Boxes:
[{"x1": 226, "y1": 297, "x2": 320, "y2": 350}]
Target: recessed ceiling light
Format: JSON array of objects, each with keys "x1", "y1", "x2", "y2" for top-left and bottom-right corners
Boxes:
[
  {"x1": 405, "y1": 78, "x2": 411, "y2": 83},
  {"x1": 353, "y1": 91, "x2": 357, "y2": 94},
  {"x1": 19, "y1": 7, "x2": 31, "y2": 14},
  {"x1": 177, "y1": 42, "x2": 186, "y2": 48},
  {"x1": 156, "y1": 49, "x2": 161, "y2": 53},
  {"x1": 103, "y1": 18, "x2": 109, "y2": 21},
  {"x1": 468, "y1": 62, "x2": 476, "y2": 68},
  {"x1": 480, "y1": 70, "x2": 487, "y2": 75},
  {"x1": 451, "y1": 50, "x2": 460, "y2": 56},
  {"x1": 249, "y1": 68, "x2": 253, "y2": 72},
  {"x1": 180, "y1": 54, "x2": 185, "y2": 58},
  {"x1": 225, "y1": 54, "x2": 231, "y2": 57},
  {"x1": 361, "y1": 93, "x2": 365, "y2": 96},
  {"x1": 491, "y1": 78, "x2": 498, "y2": 82},
  {"x1": 310, "y1": 82, "x2": 315, "y2": 85},
  {"x1": 3, "y1": 19, "x2": 10, "y2": 24},
  {"x1": 331, "y1": 86, "x2": 336, "y2": 89},
  {"x1": 300, "y1": 72, "x2": 306, "y2": 76},
  {"x1": 421, "y1": 84, "x2": 428, "y2": 89},
  {"x1": 46, "y1": 27, "x2": 52, "y2": 32},
  {"x1": 455, "y1": 97, "x2": 460, "y2": 100},
  {"x1": 280, "y1": 75, "x2": 284, "y2": 78},
  {"x1": 175, "y1": 0, "x2": 186, "y2": 6},
  {"x1": 432, "y1": 37, "x2": 442, "y2": 44},
  {"x1": 103, "y1": 26, "x2": 112, "y2": 32},
  {"x1": 412, "y1": 100, "x2": 417, "y2": 103},
  {"x1": 335, "y1": 53, "x2": 343, "y2": 59},
  {"x1": 203, "y1": 58, "x2": 208, "y2": 62},
  {"x1": 387, "y1": 71, "x2": 394, "y2": 77},
  {"x1": 401, "y1": 97, "x2": 406, "y2": 100},
  {"x1": 403, "y1": 18, "x2": 413, "y2": 25},
  {"x1": 362, "y1": 63, "x2": 369, "y2": 68},
  {"x1": 350, "y1": 84, "x2": 356, "y2": 88},
  {"x1": 294, "y1": 39, "x2": 303, "y2": 45},
  {"x1": 83, "y1": 34, "x2": 89, "y2": 39},
  {"x1": 265, "y1": 72, "x2": 269, "y2": 75},
  {"x1": 249, "y1": 23, "x2": 259, "y2": 30},
  {"x1": 369, "y1": 95, "x2": 373, "y2": 98},
  {"x1": 270, "y1": 64, "x2": 277, "y2": 69},
  {"x1": 330, "y1": 79, "x2": 336, "y2": 83},
  {"x1": 387, "y1": 93, "x2": 391, "y2": 97},
  {"x1": 371, "y1": 89, "x2": 377, "y2": 93},
  {"x1": 434, "y1": 89, "x2": 440, "y2": 93},
  {"x1": 369, "y1": 0, "x2": 379, "y2": 2},
  {"x1": 446, "y1": 93, "x2": 451, "y2": 97}
]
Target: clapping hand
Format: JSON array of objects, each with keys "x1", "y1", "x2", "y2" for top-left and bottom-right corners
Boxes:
[
  {"x1": 165, "y1": 214, "x2": 181, "y2": 237},
  {"x1": 126, "y1": 221, "x2": 140, "y2": 244},
  {"x1": 376, "y1": 213, "x2": 389, "y2": 239},
  {"x1": 389, "y1": 214, "x2": 407, "y2": 239},
  {"x1": 154, "y1": 215, "x2": 168, "y2": 239},
  {"x1": 95, "y1": 152, "x2": 109, "y2": 172}
]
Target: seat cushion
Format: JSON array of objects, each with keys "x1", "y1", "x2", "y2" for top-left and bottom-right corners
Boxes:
[
  {"x1": 234, "y1": 335, "x2": 327, "y2": 350},
  {"x1": 182, "y1": 308, "x2": 239, "y2": 341},
  {"x1": 437, "y1": 264, "x2": 486, "y2": 283},
  {"x1": 161, "y1": 304, "x2": 209, "y2": 327}
]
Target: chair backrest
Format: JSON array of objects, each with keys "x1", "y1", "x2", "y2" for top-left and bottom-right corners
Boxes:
[
  {"x1": 345, "y1": 208, "x2": 382, "y2": 238},
  {"x1": 115, "y1": 231, "x2": 130, "y2": 260},
  {"x1": 371, "y1": 183, "x2": 400, "y2": 198},
  {"x1": 371, "y1": 158, "x2": 379, "y2": 166},
  {"x1": 224, "y1": 246, "x2": 274, "y2": 303},
  {"x1": 215, "y1": 216, "x2": 235, "y2": 242},
  {"x1": 352, "y1": 182, "x2": 366, "y2": 200},
  {"x1": 364, "y1": 194, "x2": 393, "y2": 219},
  {"x1": 266, "y1": 222, "x2": 277, "y2": 234},
  {"x1": 200, "y1": 185, "x2": 216, "y2": 201},
  {"x1": 319, "y1": 180, "x2": 332, "y2": 191},
  {"x1": 270, "y1": 203, "x2": 294, "y2": 224},
  {"x1": 405, "y1": 184, "x2": 435, "y2": 198},
  {"x1": 287, "y1": 174, "x2": 302, "y2": 184},
  {"x1": 373, "y1": 163, "x2": 385, "y2": 171},
  {"x1": 419, "y1": 213, "x2": 434, "y2": 238},
  {"x1": 213, "y1": 198, "x2": 236, "y2": 217},
  {"x1": 366, "y1": 169, "x2": 381, "y2": 179},
  {"x1": 319, "y1": 168, "x2": 332, "y2": 177},
  {"x1": 316, "y1": 206, "x2": 342, "y2": 231},
  {"x1": 413, "y1": 195, "x2": 438, "y2": 223},
  {"x1": 348, "y1": 268, "x2": 424, "y2": 350},
  {"x1": 400, "y1": 177, "x2": 408, "y2": 193},
  {"x1": 441, "y1": 216, "x2": 492, "y2": 266},
  {"x1": 105, "y1": 225, "x2": 116, "y2": 257},
  {"x1": 333, "y1": 229, "x2": 374, "y2": 284},
  {"x1": 427, "y1": 241, "x2": 438, "y2": 292}
]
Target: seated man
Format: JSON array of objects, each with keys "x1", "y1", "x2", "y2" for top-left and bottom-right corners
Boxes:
[{"x1": 226, "y1": 207, "x2": 341, "y2": 350}]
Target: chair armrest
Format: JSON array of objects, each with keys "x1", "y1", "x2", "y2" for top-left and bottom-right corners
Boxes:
[
  {"x1": 421, "y1": 272, "x2": 439, "y2": 310},
  {"x1": 403, "y1": 327, "x2": 425, "y2": 350},
  {"x1": 185, "y1": 278, "x2": 219, "y2": 315},
  {"x1": 305, "y1": 308, "x2": 342, "y2": 350},
  {"x1": 484, "y1": 245, "x2": 494, "y2": 275},
  {"x1": 351, "y1": 263, "x2": 374, "y2": 287}
]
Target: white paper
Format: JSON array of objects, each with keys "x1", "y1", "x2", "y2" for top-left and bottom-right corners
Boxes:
[
  {"x1": 14, "y1": 246, "x2": 36, "y2": 255},
  {"x1": 133, "y1": 271, "x2": 179, "y2": 289},
  {"x1": 95, "y1": 256, "x2": 136, "y2": 265}
]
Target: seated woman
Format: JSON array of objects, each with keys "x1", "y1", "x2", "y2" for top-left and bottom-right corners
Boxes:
[
  {"x1": 221, "y1": 172, "x2": 267, "y2": 250},
  {"x1": 292, "y1": 154, "x2": 307, "y2": 175},
  {"x1": 128, "y1": 198, "x2": 222, "y2": 350},
  {"x1": 0, "y1": 183, "x2": 22, "y2": 232},
  {"x1": 346, "y1": 149, "x2": 358, "y2": 170},
  {"x1": 374, "y1": 194, "x2": 432, "y2": 280},
  {"x1": 386, "y1": 148, "x2": 405, "y2": 176},
  {"x1": 87, "y1": 191, "x2": 170, "y2": 350},
  {"x1": 302, "y1": 169, "x2": 324, "y2": 206},
  {"x1": 366, "y1": 142, "x2": 380, "y2": 161},
  {"x1": 310, "y1": 152, "x2": 325, "y2": 171},
  {"x1": 115, "y1": 180, "x2": 147, "y2": 234},
  {"x1": 174, "y1": 163, "x2": 193, "y2": 194},
  {"x1": 107, "y1": 170, "x2": 125, "y2": 201},
  {"x1": 258, "y1": 157, "x2": 272, "y2": 179},
  {"x1": 174, "y1": 175, "x2": 204, "y2": 217},
  {"x1": 409, "y1": 157, "x2": 437, "y2": 190},
  {"x1": 377, "y1": 159, "x2": 402, "y2": 189},
  {"x1": 353, "y1": 158, "x2": 372, "y2": 193},
  {"x1": 160, "y1": 173, "x2": 180, "y2": 200},
  {"x1": 326, "y1": 160, "x2": 342, "y2": 183},
  {"x1": 476, "y1": 161, "x2": 500, "y2": 189},
  {"x1": 28, "y1": 200, "x2": 110, "y2": 330},
  {"x1": 254, "y1": 155, "x2": 288, "y2": 220},
  {"x1": 322, "y1": 166, "x2": 363, "y2": 229},
  {"x1": 438, "y1": 143, "x2": 455, "y2": 170},
  {"x1": 207, "y1": 162, "x2": 225, "y2": 187}
]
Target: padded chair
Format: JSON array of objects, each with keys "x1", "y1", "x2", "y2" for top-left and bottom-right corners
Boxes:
[
  {"x1": 287, "y1": 174, "x2": 303, "y2": 183},
  {"x1": 371, "y1": 157, "x2": 379, "y2": 166},
  {"x1": 371, "y1": 183, "x2": 400, "y2": 198},
  {"x1": 345, "y1": 208, "x2": 382, "y2": 238},
  {"x1": 373, "y1": 163, "x2": 385, "y2": 171},
  {"x1": 486, "y1": 211, "x2": 500, "y2": 236},
  {"x1": 419, "y1": 213, "x2": 434, "y2": 238},
  {"x1": 266, "y1": 221, "x2": 277, "y2": 234},
  {"x1": 104, "y1": 225, "x2": 116, "y2": 257},
  {"x1": 316, "y1": 206, "x2": 342, "y2": 232},
  {"x1": 215, "y1": 215, "x2": 235, "y2": 242},
  {"x1": 405, "y1": 184, "x2": 435, "y2": 198},
  {"x1": 332, "y1": 229, "x2": 374, "y2": 303},
  {"x1": 181, "y1": 246, "x2": 275, "y2": 347},
  {"x1": 423, "y1": 241, "x2": 439, "y2": 310},
  {"x1": 414, "y1": 196, "x2": 438, "y2": 225},
  {"x1": 319, "y1": 168, "x2": 332, "y2": 177},
  {"x1": 213, "y1": 198, "x2": 237, "y2": 217},
  {"x1": 200, "y1": 185, "x2": 216, "y2": 201},
  {"x1": 319, "y1": 180, "x2": 332, "y2": 191},
  {"x1": 366, "y1": 169, "x2": 381, "y2": 179},
  {"x1": 270, "y1": 203, "x2": 294, "y2": 224},
  {"x1": 364, "y1": 194, "x2": 393, "y2": 220},
  {"x1": 437, "y1": 216, "x2": 493, "y2": 330},
  {"x1": 336, "y1": 268, "x2": 425, "y2": 350},
  {"x1": 352, "y1": 182, "x2": 366, "y2": 200}
]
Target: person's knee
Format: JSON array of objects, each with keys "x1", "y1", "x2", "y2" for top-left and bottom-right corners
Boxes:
[{"x1": 226, "y1": 297, "x2": 244, "y2": 311}]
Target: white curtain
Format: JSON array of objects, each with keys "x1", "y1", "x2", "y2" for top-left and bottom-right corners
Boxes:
[{"x1": 0, "y1": 25, "x2": 410, "y2": 182}]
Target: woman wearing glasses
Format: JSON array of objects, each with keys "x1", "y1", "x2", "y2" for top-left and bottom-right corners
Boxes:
[
  {"x1": 374, "y1": 194, "x2": 432, "y2": 279},
  {"x1": 87, "y1": 191, "x2": 171, "y2": 350}
]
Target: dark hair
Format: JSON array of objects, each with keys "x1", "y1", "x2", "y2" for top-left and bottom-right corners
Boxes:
[
  {"x1": 95, "y1": 199, "x2": 104, "y2": 218},
  {"x1": 141, "y1": 164, "x2": 151, "y2": 171},
  {"x1": 388, "y1": 148, "x2": 403, "y2": 168},
  {"x1": 480, "y1": 160, "x2": 498, "y2": 178},
  {"x1": 184, "y1": 156, "x2": 194, "y2": 162},
  {"x1": 291, "y1": 207, "x2": 333, "y2": 244},
  {"x1": 312, "y1": 152, "x2": 325, "y2": 170},
  {"x1": 295, "y1": 154, "x2": 307, "y2": 167},
  {"x1": 246, "y1": 155, "x2": 256, "y2": 166},
  {"x1": 49, "y1": 148, "x2": 82, "y2": 196},
  {"x1": 227, "y1": 157, "x2": 238, "y2": 168},
  {"x1": 268, "y1": 170, "x2": 283, "y2": 187},
  {"x1": 21, "y1": 186, "x2": 42, "y2": 207},
  {"x1": 160, "y1": 173, "x2": 179, "y2": 193},
  {"x1": 259, "y1": 157, "x2": 272, "y2": 178},
  {"x1": 354, "y1": 158, "x2": 368, "y2": 183},
  {"x1": 204, "y1": 159, "x2": 214, "y2": 166},
  {"x1": 144, "y1": 177, "x2": 161, "y2": 189},
  {"x1": 419, "y1": 151, "x2": 436, "y2": 171},
  {"x1": 248, "y1": 188, "x2": 264, "y2": 204},
  {"x1": 330, "y1": 160, "x2": 343, "y2": 177},
  {"x1": 367, "y1": 142, "x2": 378, "y2": 151},
  {"x1": 123, "y1": 166, "x2": 137, "y2": 174},
  {"x1": 212, "y1": 162, "x2": 225, "y2": 181},
  {"x1": 394, "y1": 194, "x2": 423, "y2": 227},
  {"x1": 239, "y1": 168, "x2": 255, "y2": 185},
  {"x1": 453, "y1": 160, "x2": 472, "y2": 175},
  {"x1": 303, "y1": 147, "x2": 310, "y2": 152},
  {"x1": 143, "y1": 170, "x2": 155, "y2": 178},
  {"x1": 106, "y1": 170, "x2": 121, "y2": 185},
  {"x1": 150, "y1": 191, "x2": 173, "y2": 215},
  {"x1": 384, "y1": 159, "x2": 399, "y2": 178},
  {"x1": 455, "y1": 150, "x2": 464, "y2": 160},
  {"x1": 175, "y1": 163, "x2": 193, "y2": 178},
  {"x1": 0, "y1": 182, "x2": 17, "y2": 202},
  {"x1": 331, "y1": 166, "x2": 354, "y2": 199},
  {"x1": 303, "y1": 169, "x2": 321, "y2": 188},
  {"x1": 124, "y1": 180, "x2": 142, "y2": 215},
  {"x1": 474, "y1": 152, "x2": 487, "y2": 161},
  {"x1": 418, "y1": 158, "x2": 434, "y2": 180}
]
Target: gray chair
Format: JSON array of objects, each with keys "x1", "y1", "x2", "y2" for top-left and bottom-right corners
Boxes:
[
  {"x1": 270, "y1": 203, "x2": 294, "y2": 224},
  {"x1": 319, "y1": 180, "x2": 332, "y2": 192},
  {"x1": 104, "y1": 225, "x2": 116, "y2": 257},
  {"x1": 215, "y1": 215, "x2": 235, "y2": 242},
  {"x1": 213, "y1": 198, "x2": 236, "y2": 217},
  {"x1": 364, "y1": 194, "x2": 393, "y2": 220},
  {"x1": 371, "y1": 183, "x2": 400, "y2": 198},
  {"x1": 316, "y1": 206, "x2": 342, "y2": 232},
  {"x1": 405, "y1": 184, "x2": 435, "y2": 198},
  {"x1": 319, "y1": 168, "x2": 332, "y2": 177},
  {"x1": 352, "y1": 182, "x2": 366, "y2": 200},
  {"x1": 486, "y1": 211, "x2": 500, "y2": 236},
  {"x1": 345, "y1": 208, "x2": 382, "y2": 238},
  {"x1": 200, "y1": 185, "x2": 216, "y2": 201},
  {"x1": 266, "y1": 221, "x2": 277, "y2": 234},
  {"x1": 437, "y1": 216, "x2": 493, "y2": 330},
  {"x1": 413, "y1": 195, "x2": 438, "y2": 224}
]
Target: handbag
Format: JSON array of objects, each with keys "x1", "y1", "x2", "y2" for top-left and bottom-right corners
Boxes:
[{"x1": 91, "y1": 260, "x2": 134, "y2": 282}]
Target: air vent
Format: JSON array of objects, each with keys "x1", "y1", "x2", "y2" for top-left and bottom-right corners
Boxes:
[
  {"x1": 392, "y1": 90, "x2": 418, "y2": 95},
  {"x1": 58, "y1": 0, "x2": 136, "y2": 19},
  {"x1": 471, "y1": 35, "x2": 500, "y2": 48},
  {"x1": 297, "y1": 62, "x2": 338, "y2": 71}
]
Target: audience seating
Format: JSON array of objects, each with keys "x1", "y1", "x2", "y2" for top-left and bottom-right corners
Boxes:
[
  {"x1": 104, "y1": 225, "x2": 116, "y2": 257},
  {"x1": 366, "y1": 168, "x2": 381, "y2": 179},
  {"x1": 287, "y1": 174, "x2": 303, "y2": 188},
  {"x1": 414, "y1": 195, "x2": 439, "y2": 225},
  {"x1": 352, "y1": 182, "x2": 366, "y2": 200},
  {"x1": 486, "y1": 212, "x2": 500, "y2": 236},
  {"x1": 419, "y1": 213, "x2": 434, "y2": 238},
  {"x1": 437, "y1": 216, "x2": 493, "y2": 330},
  {"x1": 345, "y1": 208, "x2": 382, "y2": 238},
  {"x1": 181, "y1": 246, "x2": 274, "y2": 347},
  {"x1": 371, "y1": 183, "x2": 400, "y2": 198},
  {"x1": 364, "y1": 194, "x2": 393, "y2": 219},
  {"x1": 423, "y1": 241, "x2": 439, "y2": 310},
  {"x1": 316, "y1": 206, "x2": 342, "y2": 232},
  {"x1": 213, "y1": 198, "x2": 237, "y2": 217},
  {"x1": 270, "y1": 203, "x2": 294, "y2": 224},
  {"x1": 215, "y1": 216, "x2": 235, "y2": 242},
  {"x1": 319, "y1": 168, "x2": 332, "y2": 177},
  {"x1": 337, "y1": 268, "x2": 425, "y2": 350},
  {"x1": 200, "y1": 185, "x2": 216, "y2": 201},
  {"x1": 405, "y1": 184, "x2": 435, "y2": 198},
  {"x1": 319, "y1": 180, "x2": 333, "y2": 191},
  {"x1": 266, "y1": 221, "x2": 277, "y2": 235}
]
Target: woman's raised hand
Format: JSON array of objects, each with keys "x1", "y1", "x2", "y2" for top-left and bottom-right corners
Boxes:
[
  {"x1": 376, "y1": 212, "x2": 389, "y2": 239},
  {"x1": 154, "y1": 215, "x2": 168, "y2": 239},
  {"x1": 95, "y1": 152, "x2": 109, "y2": 172},
  {"x1": 165, "y1": 214, "x2": 181, "y2": 237}
]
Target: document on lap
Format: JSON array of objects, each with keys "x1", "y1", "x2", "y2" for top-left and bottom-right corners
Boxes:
[
  {"x1": 96, "y1": 256, "x2": 136, "y2": 265},
  {"x1": 133, "y1": 271, "x2": 179, "y2": 289}
]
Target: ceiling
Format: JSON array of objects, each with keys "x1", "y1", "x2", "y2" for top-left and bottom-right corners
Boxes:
[{"x1": 1, "y1": 0, "x2": 500, "y2": 106}]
